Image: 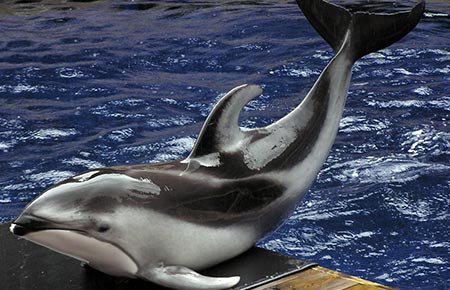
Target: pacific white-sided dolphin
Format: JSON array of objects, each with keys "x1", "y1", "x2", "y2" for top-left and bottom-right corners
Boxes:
[{"x1": 10, "y1": 0, "x2": 424, "y2": 289}]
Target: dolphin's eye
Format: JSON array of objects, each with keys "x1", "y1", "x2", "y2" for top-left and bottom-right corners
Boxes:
[{"x1": 97, "y1": 224, "x2": 111, "y2": 233}]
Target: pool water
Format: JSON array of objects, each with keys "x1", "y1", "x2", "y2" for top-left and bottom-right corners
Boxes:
[{"x1": 0, "y1": 0, "x2": 449, "y2": 289}]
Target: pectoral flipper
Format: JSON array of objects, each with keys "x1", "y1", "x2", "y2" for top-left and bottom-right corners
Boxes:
[{"x1": 139, "y1": 264, "x2": 240, "y2": 290}]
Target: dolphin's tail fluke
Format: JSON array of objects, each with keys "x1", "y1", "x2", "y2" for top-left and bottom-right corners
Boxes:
[{"x1": 296, "y1": 0, "x2": 425, "y2": 61}]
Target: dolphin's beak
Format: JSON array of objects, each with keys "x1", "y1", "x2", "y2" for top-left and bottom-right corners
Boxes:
[{"x1": 10, "y1": 215, "x2": 56, "y2": 236}]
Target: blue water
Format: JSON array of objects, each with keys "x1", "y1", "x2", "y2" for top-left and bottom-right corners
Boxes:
[{"x1": 0, "y1": 0, "x2": 449, "y2": 289}]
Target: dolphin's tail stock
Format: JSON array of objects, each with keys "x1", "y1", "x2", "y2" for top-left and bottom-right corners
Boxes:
[{"x1": 296, "y1": 0, "x2": 425, "y2": 61}]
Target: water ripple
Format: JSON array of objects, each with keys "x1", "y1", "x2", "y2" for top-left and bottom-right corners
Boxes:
[{"x1": 321, "y1": 156, "x2": 448, "y2": 185}]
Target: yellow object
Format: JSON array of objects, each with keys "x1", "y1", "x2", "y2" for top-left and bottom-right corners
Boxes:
[{"x1": 253, "y1": 266, "x2": 395, "y2": 290}]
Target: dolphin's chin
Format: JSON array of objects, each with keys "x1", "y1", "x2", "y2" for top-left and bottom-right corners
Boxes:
[{"x1": 10, "y1": 225, "x2": 138, "y2": 278}]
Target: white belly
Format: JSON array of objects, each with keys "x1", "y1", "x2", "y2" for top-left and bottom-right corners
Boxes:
[
  {"x1": 114, "y1": 207, "x2": 258, "y2": 271},
  {"x1": 24, "y1": 229, "x2": 138, "y2": 277}
]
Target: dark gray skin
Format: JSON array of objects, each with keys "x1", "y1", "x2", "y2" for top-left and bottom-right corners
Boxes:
[{"x1": 11, "y1": 1, "x2": 424, "y2": 289}]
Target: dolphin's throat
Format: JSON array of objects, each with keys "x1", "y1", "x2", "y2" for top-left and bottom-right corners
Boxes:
[{"x1": 21, "y1": 229, "x2": 138, "y2": 277}]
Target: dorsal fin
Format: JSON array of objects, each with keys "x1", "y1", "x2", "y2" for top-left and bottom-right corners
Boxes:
[{"x1": 188, "y1": 84, "x2": 262, "y2": 158}]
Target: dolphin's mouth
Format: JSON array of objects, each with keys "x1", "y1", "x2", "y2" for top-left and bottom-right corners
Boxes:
[
  {"x1": 10, "y1": 223, "x2": 31, "y2": 236},
  {"x1": 10, "y1": 214, "x2": 78, "y2": 237}
]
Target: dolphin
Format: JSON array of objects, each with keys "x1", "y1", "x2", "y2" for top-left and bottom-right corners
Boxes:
[{"x1": 10, "y1": 0, "x2": 424, "y2": 289}]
